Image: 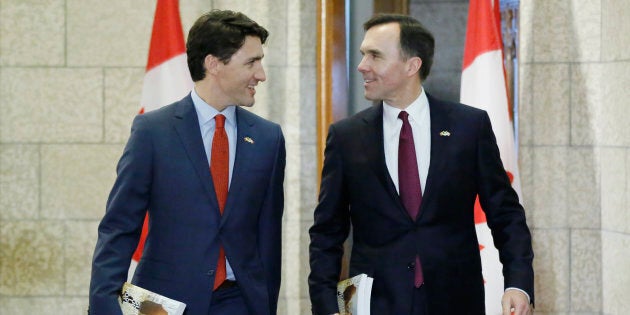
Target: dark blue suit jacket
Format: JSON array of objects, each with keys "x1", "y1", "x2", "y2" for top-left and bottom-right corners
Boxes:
[
  {"x1": 90, "y1": 94, "x2": 285, "y2": 315},
  {"x1": 309, "y1": 95, "x2": 534, "y2": 314}
]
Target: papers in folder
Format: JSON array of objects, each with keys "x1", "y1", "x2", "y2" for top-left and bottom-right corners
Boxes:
[
  {"x1": 337, "y1": 273, "x2": 373, "y2": 315},
  {"x1": 118, "y1": 282, "x2": 186, "y2": 315}
]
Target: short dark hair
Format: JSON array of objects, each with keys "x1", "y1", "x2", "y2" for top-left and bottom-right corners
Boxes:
[
  {"x1": 364, "y1": 14, "x2": 435, "y2": 81},
  {"x1": 187, "y1": 10, "x2": 269, "y2": 81}
]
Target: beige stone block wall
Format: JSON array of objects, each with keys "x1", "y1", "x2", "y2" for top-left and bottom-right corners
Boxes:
[
  {"x1": 1, "y1": 221, "x2": 65, "y2": 295},
  {"x1": 0, "y1": 0, "x2": 65, "y2": 66},
  {"x1": 602, "y1": 232, "x2": 630, "y2": 314},
  {"x1": 1, "y1": 68, "x2": 104, "y2": 143},
  {"x1": 571, "y1": 229, "x2": 602, "y2": 312},
  {"x1": 0, "y1": 0, "x2": 316, "y2": 314},
  {"x1": 0, "y1": 145, "x2": 39, "y2": 219},
  {"x1": 40, "y1": 145, "x2": 122, "y2": 219},
  {"x1": 2, "y1": 0, "x2": 628, "y2": 314},
  {"x1": 104, "y1": 68, "x2": 146, "y2": 143},
  {"x1": 520, "y1": 0, "x2": 630, "y2": 313},
  {"x1": 530, "y1": 0, "x2": 601, "y2": 63}
]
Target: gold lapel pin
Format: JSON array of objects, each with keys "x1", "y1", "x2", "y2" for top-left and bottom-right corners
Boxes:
[
  {"x1": 439, "y1": 131, "x2": 451, "y2": 137},
  {"x1": 244, "y1": 136, "x2": 254, "y2": 144}
]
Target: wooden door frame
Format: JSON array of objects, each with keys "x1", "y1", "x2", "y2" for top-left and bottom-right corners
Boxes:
[
  {"x1": 316, "y1": 0, "x2": 348, "y2": 175},
  {"x1": 316, "y1": 0, "x2": 408, "y2": 174},
  {"x1": 374, "y1": 0, "x2": 408, "y2": 14}
]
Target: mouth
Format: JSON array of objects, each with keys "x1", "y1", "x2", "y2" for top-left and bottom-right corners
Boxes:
[
  {"x1": 247, "y1": 85, "x2": 256, "y2": 95},
  {"x1": 363, "y1": 79, "x2": 375, "y2": 85}
]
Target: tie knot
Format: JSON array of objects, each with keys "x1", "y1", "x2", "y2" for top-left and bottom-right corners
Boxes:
[
  {"x1": 215, "y1": 114, "x2": 225, "y2": 129},
  {"x1": 398, "y1": 111, "x2": 409, "y2": 122}
]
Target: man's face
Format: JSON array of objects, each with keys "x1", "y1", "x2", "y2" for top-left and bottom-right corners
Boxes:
[
  {"x1": 214, "y1": 36, "x2": 266, "y2": 107},
  {"x1": 357, "y1": 22, "x2": 412, "y2": 107}
]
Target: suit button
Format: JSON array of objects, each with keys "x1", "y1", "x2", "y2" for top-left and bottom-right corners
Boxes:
[
  {"x1": 407, "y1": 261, "x2": 415, "y2": 270},
  {"x1": 207, "y1": 269, "x2": 215, "y2": 276}
]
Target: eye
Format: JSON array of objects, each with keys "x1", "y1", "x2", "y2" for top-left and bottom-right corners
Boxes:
[
  {"x1": 363, "y1": 51, "x2": 380, "y2": 60},
  {"x1": 247, "y1": 59, "x2": 262, "y2": 67}
]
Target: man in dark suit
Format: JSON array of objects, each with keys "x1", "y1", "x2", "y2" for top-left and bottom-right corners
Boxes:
[
  {"x1": 89, "y1": 10, "x2": 285, "y2": 315},
  {"x1": 309, "y1": 14, "x2": 534, "y2": 315}
]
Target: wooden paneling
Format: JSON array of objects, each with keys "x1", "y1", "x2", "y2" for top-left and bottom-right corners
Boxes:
[
  {"x1": 317, "y1": 0, "x2": 351, "y2": 281},
  {"x1": 317, "y1": 0, "x2": 348, "y2": 176},
  {"x1": 373, "y1": 0, "x2": 408, "y2": 14}
]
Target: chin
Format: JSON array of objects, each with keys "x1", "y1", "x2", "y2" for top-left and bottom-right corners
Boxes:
[
  {"x1": 235, "y1": 97, "x2": 256, "y2": 107},
  {"x1": 364, "y1": 94, "x2": 377, "y2": 101}
]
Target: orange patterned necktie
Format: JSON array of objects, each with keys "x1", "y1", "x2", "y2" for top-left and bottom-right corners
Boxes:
[{"x1": 211, "y1": 114, "x2": 229, "y2": 290}]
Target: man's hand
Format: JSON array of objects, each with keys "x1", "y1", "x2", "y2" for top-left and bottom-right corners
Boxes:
[{"x1": 501, "y1": 289, "x2": 532, "y2": 315}]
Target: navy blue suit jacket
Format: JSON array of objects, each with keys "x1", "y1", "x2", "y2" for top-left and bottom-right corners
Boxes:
[
  {"x1": 309, "y1": 95, "x2": 534, "y2": 314},
  {"x1": 90, "y1": 94, "x2": 285, "y2": 315}
]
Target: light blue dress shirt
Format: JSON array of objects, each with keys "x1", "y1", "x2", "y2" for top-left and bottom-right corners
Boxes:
[{"x1": 191, "y1": 88, "x2": 237, "y2": 281}]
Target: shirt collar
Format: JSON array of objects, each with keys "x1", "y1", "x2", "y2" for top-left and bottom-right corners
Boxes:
[
  {"x1": 191, "y1": 88, "x2": 236, "y2": 126},
  {"x1": 383, "y1": 87, "x2": 429, "y2": 125}
]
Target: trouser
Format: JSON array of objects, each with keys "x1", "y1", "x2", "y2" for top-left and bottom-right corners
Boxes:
[{"x1": 209, "y1": 281, "x2": 249, "y2": 315}]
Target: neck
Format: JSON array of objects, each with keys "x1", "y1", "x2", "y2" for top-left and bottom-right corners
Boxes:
[
  {"x1": 194, "y1": 80, "x2": 229, "y2": 112},
  {"x1": 387, "y1": 85, "x2": 423, "y2": 109}
]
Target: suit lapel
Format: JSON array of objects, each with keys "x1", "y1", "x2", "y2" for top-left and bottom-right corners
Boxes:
[
  {"x1": 220, "y1": 107, "x2": 255, "y2": 226},
  {"x1": 421, "y1": 94, "x2": 452, "y2": 214},
  {"x1": 172, "y1": 95, "x2": 220, "y2": 208},
  {"x1": 360, "y1": 104, "x2": 407, "y2": 216}
]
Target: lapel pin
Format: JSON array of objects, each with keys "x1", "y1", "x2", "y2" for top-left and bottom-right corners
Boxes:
[
  {"x1": 244, "y1": 136, "x2": 254, "y2": 144},
  {"x1": 439, "y1": 131, "x2": 451, "y2": 137}
]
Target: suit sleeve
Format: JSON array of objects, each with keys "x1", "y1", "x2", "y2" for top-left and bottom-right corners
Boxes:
[
  {"x1": 89, "y1": 114, "x2": 153, "y2": 314},
  {"x1": 475, "y1": 112, "x2": 535, "y2": 304},
  {"x1": 308, "y1": 125, "x2": 351, "y2": 315},
  {"x1": 258, "y1": 125, "x2": 286, "y2": 315}
]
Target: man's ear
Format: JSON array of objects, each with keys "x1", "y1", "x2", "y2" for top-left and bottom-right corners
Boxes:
[
  {"x1": 204, "y1": 54, "x2": 221, "y2": 76},
  {"x1": 407, "y1": 56, "x2": 422, "y2": 77}
]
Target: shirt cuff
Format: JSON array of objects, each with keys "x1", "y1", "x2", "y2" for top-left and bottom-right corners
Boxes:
[{"x1": 505, "y1": 287, "x2": 530, "y2": 303}]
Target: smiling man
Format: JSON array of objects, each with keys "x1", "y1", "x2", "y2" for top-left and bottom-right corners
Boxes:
[
  {"x1": 309, "y1": 14, "x2": 534, "y2": 315},
  {"x1": 90, "y1": 10, "x2": 286, "y2": 315}
]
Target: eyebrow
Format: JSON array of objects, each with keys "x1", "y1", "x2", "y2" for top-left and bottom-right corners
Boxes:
[
  {"x1": 360, "y1": 48, "x2": 382, "y2": 57},
  {"x1": 246, "y1": 55, "x2": 264, "y2": 64}
]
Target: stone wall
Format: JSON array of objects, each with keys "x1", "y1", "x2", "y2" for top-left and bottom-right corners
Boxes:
[
  {"x1": 0, "y1": 0, "x2": 317, "y2": 313},
  {"x1": 519, "y1": 1, "x2": 630, "y2": 313},
  {"x1": 3, "y1": 0, "x2": 629, "y2": 314}
]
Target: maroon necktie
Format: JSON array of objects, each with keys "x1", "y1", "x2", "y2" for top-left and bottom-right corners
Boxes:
[
  {"x1": 398, "y1": 111, "x2": 424, "y2": 287},
  {"x1": 211, "y1": 114, "x2": 228, "y2": 290}
]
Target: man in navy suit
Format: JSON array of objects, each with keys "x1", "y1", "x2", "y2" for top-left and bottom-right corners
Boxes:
[
  {"x1": 309, "y1": 14, "x2": 534, "y2": 315},
  {"x1": 90, "y1": 10, "x2": 285, "y2": 315}
]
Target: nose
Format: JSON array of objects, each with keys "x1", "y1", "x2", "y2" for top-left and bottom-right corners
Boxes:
[
  {"x1": 255, "y1": 65, "x2": 266, "y2": 82},
  {"x1": 357, "y1": 55, "x2": 369, "y2": 73}
]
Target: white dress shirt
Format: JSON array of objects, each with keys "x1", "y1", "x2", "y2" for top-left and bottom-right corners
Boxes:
[{"x1": 383, "y1": 89, "x2": 431, "y2": 195}]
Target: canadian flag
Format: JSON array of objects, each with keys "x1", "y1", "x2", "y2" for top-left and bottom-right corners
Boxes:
[
  {"x1": 128, "y1": 0, "x2": 193, "y2": 279},
  {"x1": 460, "y1": 0, "x2": 522, "y2": 314}
]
